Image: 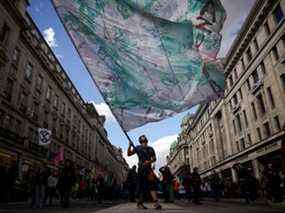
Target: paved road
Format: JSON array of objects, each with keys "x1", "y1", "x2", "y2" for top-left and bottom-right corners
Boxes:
[
  {"x1": 97, "y1": 201, "x2": 285, "y2": 213},
  {"x1": 1, "y1": 201, "x2": 284, "y2": 213}
]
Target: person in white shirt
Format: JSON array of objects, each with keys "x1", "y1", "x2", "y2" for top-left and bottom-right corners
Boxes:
[{"x1": 46, "y1": 171, "x2": 58, "y2": 206}]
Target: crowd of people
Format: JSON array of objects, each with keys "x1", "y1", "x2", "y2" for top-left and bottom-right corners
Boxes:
[
  {"x1": 1, "y1": 137, "x2": 285, "y2": 210},
  {"x1": 125, "y1": 163, "x2": 285, "y2": 205},
  {"x1": 0, "y1": 159, "x2": 125, "y2": 208}
]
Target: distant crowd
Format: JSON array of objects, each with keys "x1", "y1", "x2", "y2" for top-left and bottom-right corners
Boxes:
[
  {"x1": 0, "y1": 159, "x2": 125, "y2": 208},
  {"x1": 125, "y1": 163, "x2": 285, "y2": 205},
  {"x1": 1, "y1": 159, "x2": 285, "y2": 207}
]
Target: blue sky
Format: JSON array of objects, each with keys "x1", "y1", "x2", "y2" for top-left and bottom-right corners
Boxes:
[{"x1": 27, "y1": 0, "x2": 255, "y2": 168}]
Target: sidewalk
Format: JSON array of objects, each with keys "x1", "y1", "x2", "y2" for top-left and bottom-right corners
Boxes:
[
  {"x1": 96, "y1": 202, "x2": 186, "y2": 213},
  {"x1": 185, "y1": 197, "x2": 285, "y2": 208},
  {"x1": 0, "y1": 199, "x2": 119, "y2": 209}
]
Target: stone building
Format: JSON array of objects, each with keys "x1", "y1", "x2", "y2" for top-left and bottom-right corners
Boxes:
[
  {"x1": 166, "y1": 113, "x2": 193, "y2": 176},
  {"x1": 167, "y1": 0, "x2": 285, "y2": 183},
  {"x1": 0, "y1": 0, "x2": 128, "y2": 188}
]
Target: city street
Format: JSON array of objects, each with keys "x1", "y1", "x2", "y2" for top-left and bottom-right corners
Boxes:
[{"x1": 1, "y1": 201, "x2": 285, "y2": 213}]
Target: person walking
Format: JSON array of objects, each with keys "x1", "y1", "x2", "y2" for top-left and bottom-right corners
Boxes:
[
  {"x1": 127, "y1": 135, "x2": 162, "y2": 209},
  {"x1": 181, "y1": 166, "x2": 192, "y2": 202},
  {"x1": 96, "y1": 174, "x2": 105, "y2": 204},
  {"x1": 60, "y1": 159, "x2": 76, "y2": 208},
  {"x1": 210, "y1": 170, "x2": 222, "y2": 201},
  {"x1": 126, "y1": 165, "x2": 138, "y2": 202},
  {"x1": 32, "y1": 164, "x2": 48, "y2": 208},
  {"x1": 192, "y1": 167, "x2": 202, "y2": 205},
  {"x1": 159, "y1": 166, "x2": 174, "y2": 203},
  {"x1": 46, "y1": 171, "x2": 58, "y2": 206}
]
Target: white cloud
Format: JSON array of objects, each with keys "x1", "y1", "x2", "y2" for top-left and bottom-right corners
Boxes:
[
  {"x1": 55, "y1": 54, "x2": 64, "y2": 60},
  {"x1": 43, "y1": 27, "x2": 58, "y2": 48},
  {"x1": 123, "y1": 134, "x2": 178, "y2": 170},
  {"x1": 92, "y1": 102, "x2": 115, "y2": 122},
  {"x1": 219, "y1": 0, "x2": 256, "y2": 57}
]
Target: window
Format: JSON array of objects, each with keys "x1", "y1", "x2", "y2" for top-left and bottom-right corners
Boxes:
[
  {"x1": 234, "y1": 68, "x2": 238, "y2": 80},
  {"x1": 263, "y1": 122, "x2": 271, "y2": 138},
  {"x1": 239, "y1": 89, "x2": 243, "y2": 100},
  {"x1": 24, "y1": 63, "x2": 33, "y2": 81},
  {"x1": 259, "y1": 61, "x2": 266, "y2": 75},
  {"x1": 28, "y1": 127, "x2": 35, "y2": 143},
  {"x1": 256, "y1": 94, "x2": 266, "y2": 114},
  {"x1": 18, "y1": 90, "x2": 28, "y2": 113},
  {"x1": 228, "y1": 75, "x2": 233, "y2": 87},
  {"x1": 272, "y1": 46, "x2": 279, "y2": 61},
  {"x1": 4, "y1": 78, "x2": 14, "y2": 102},
  {"x1": 0, "y1": 23, "x2": 10, "y2": 44},
  {"x1": 251, "y1": 102, "x2": 257, "y2": 120},
  {"x1": 233, "y1": 93, "x2": 238, "y2": 105},
  {"x1": 273, "y1": 4, "x2": 284, "y2": 24},
  {"x1": 46, "y1": 86, "x2": 51, "y2": 100},
  {"x1": 246, "y1": 79, "x2": 251, "y2": 90},
  {"x1": 241, "y1": 58, "x2": 245, "y2": 70},
  {"x1": 274, "y1": 116, "x2": 281, "y2": 131},
  {"x1": 257, "y1": 127, "x2": 262, "y2": 140},
  {"x1": 36, "y1": 75, "x2": 43, "y2": 91},
  {"x1": 247, "y1": 134, "x2": 252, "y2": 146},
  {"x1": 253, "y1": 38, "x2": 259, "y2": 51},
  {"x1": 236, "y1": 141, "x2": 240, "y2": 152},
  {"x1": 240, "y1": 138, "x2": 246, "y2": 150},
  {"x1": 3, "y1": 115, "x2": 13, "y2": 130},
  {"x1": 246, "y1": 48, "x2": 252, "y2": 62},
  {"x1": 252, "y1": 70, "x2": 259, "y2": 83},
  {"x1": 264, "y1": 21, "x2": 270, "y2": 36},
  {"x1": 61, "y1": 102, "x2": 66, "y2": 116},
  {"x1": 280, "y1": 74, "x2": 285, "y2": 89},
  {"x1": 53, "y1": 94, "x2": 59, "y2": 108},
  {"x1": 243, "y1": 110, "x2": 248, "y2": 127},
  {"x1": 266, "y1": 87, "x2": 275, "y2": 108},
  {"x1": 15, "y1": 119, "x2": 22, "y2": 133},
  {"x1": 236, "y1": 114, "x2": 242, "y2": 132},
  {"x1": 12, "y1": 48, "x2": 20, "y2": 66},
  {"x1": 0, "y1": 110, "x2": 4, "y2": 126}
]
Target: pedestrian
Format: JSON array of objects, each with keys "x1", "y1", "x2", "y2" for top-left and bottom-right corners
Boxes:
[
  {"x1": 263, "y1": 164, "x2": 283, "y2": 203},
  {"x1": 60, "y1": 159, "x2": 76, "y2": 208},
  {"x1": 96, "y1": 174, "x2": 105, "y2": 204},
  {"x1": 182, "y1": 167, "x2": 192, "y2": 202},
  {"x1": 192, "y1": 167, "x2": 202, "y2": 205},
  {"x1": 32, "y1": 164, "x2": 48, "y2": 208},
  {"x1": 0, "y1": 163, "x2": 8, "y2": 203},
  {"x1": 6, "y1": 162, "x2": 17, "y2": 202},
  {"x1": 126, "y1": 165, "x2": 138, "y2": 202},
  {"x1": 127, "y1": 135, "x2": 162, "y2": 209},
  {"x1": 210, "y1": 170, "x2": 223, "y2": 201},
  {"x1": 46, "y1": 171, "x2": 58, "y2": 206},
  {"x1": 159, "y1": 166, "x2": 174, "y2": 203}
]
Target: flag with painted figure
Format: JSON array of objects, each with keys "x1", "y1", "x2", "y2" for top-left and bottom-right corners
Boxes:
[
  {"x1": 38, "y1": 128, "x2": 52, "y2": 146},
  {"x1": 53, "y1": 0, "x2": 226, "y2": 131}
]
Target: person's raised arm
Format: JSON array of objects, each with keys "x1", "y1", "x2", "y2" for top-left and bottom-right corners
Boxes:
[{"x1": 127, "y1": 141, "x2": 136, "y2": 156}]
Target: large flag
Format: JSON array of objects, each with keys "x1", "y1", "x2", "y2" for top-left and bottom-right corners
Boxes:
[{"x1": 53, "y1": 0, "x2": 226, "y2": 131}]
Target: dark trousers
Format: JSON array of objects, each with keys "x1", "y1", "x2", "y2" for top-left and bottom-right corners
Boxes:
[
  {"x1": 128, "y1": 183, "x2": 136, "y2": 202},
  {"x1": 193, "y1": 185, "x2": 201, "y2": 204},
  {"x1": 61, "y1": 186, "x2": 71, "y2": 207},
  {"x1": 185, "y1": 188, "x2": 192, "y2": 201},
  {"x1": 137, "y1": 167, "x2": 148, "y2": 203},
  {"x1": 46, "y1": 187, "x2": 56, "y2": 206}
]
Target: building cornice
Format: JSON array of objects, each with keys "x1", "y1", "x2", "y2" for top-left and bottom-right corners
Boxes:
[{"x1": 225, "y1": 0, "x2": 276, "y2": 75}]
